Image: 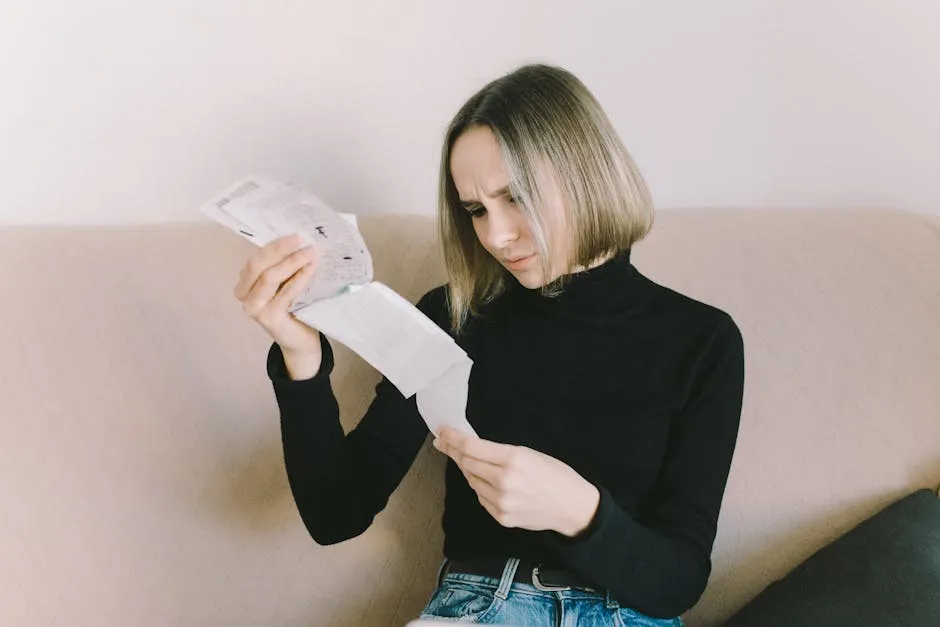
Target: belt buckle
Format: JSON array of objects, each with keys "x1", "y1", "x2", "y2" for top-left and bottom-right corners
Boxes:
[{"x1": 531, "y1": 564, "x2": 571, "y2": 592}]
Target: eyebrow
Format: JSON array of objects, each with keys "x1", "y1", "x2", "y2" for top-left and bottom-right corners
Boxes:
[{"x1": 459, "y1": 184, "x2": 512, "y2": 207}]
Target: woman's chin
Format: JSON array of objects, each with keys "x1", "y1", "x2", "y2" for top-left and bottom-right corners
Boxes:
[{"x1": 509, "y1": 268, "x2": 547, "y2": 289}]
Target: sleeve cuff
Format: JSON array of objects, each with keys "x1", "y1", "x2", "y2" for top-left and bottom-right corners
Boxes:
[
  {"x1": 548, "y1": 484, "x2": 615, "y2": 548},
  {"x1": 266, "y1": 334, "x2": 335, "y2": 385}
]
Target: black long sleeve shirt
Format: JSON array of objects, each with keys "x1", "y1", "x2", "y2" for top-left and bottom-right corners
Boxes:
[{"x1": 267, "y1": 249, "x2": 745, "y2": 618}]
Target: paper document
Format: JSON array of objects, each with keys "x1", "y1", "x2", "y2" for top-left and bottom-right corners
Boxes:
[
  {"x1": 415, "y1": 359, "x2": 474, "y2": 437},
  {"x1": 202, "y1": 176, "x2": 373, "y2": 310},
  {"x1": 293, "y1": 283, "x2": 469, "y2": 399},
  {"x1": 199, "y1": 176, "x2": 477, "y2": 436}
]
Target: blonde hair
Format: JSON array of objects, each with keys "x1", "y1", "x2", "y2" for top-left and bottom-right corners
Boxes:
[{"x1": 438, "y1": 64, "x2": 654, "y2": 333}]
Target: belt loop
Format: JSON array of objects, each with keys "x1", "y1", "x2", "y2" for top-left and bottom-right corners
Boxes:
[
  {"x1": 495, "y1": 558, "x2": 521, "y2": 600},
  {"x1": 435, "y1": 558, "x2": 450, "y2": 588},
  {"x1": 604, "y1": 588, "x2": 619, "y2": 610}
]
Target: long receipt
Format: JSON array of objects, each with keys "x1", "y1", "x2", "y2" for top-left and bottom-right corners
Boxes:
[{"x1": 199, "y1": 176, "x2": 477, "y2": 436}]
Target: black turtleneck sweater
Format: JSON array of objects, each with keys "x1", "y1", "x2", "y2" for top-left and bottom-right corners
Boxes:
[{"x1": 266, "y1": 250, "x2": 745, "y2": 618}]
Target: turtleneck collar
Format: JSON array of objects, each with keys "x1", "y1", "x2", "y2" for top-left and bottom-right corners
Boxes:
[{"x1": 507, "y1": 248, "x2": 653, "y2": 317}]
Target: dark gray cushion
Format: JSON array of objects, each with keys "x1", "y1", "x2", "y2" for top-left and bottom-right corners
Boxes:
[{"x1": 723, "y1": 489, "x2": 940, "y2": 627}]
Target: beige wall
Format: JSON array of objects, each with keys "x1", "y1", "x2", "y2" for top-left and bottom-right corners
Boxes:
[{"x1": 2, "y1": 0, "x2": 939, "y2": 225}]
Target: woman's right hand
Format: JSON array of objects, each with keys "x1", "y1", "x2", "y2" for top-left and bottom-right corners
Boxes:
[{"x1": 234, "y1": 233, "x2": 323, "y2": 379}]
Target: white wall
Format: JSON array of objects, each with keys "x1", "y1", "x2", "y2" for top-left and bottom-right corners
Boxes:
[{"x1": 1, "y1": 0, "x2": 938, "y2": 225}]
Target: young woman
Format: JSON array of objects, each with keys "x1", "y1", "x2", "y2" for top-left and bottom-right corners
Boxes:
[{"x1": 234, "y1": 64, "x2": 745, "y2": 626}]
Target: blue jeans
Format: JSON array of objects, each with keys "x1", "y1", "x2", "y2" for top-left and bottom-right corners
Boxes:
[{"x1": 419, "y1": 558, "x2": 683, "y2": 626}]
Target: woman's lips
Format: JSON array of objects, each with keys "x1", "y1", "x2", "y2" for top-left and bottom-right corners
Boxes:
[{"x1": 504, "y1": 254, "x2": 535, "y2": 269}]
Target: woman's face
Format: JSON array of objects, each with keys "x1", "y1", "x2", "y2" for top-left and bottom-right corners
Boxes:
[{"x1": 450, "y1": 125, "x2": 569, "y2": 289}]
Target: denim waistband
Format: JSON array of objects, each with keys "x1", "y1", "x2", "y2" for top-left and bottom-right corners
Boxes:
[{"x1": 436, "y1": 557, "x2": 622, "y2": 609}]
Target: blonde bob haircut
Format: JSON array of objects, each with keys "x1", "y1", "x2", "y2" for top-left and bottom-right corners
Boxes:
[{"x1": 439, "y1": 64, "x2": 654, "y2": 334}]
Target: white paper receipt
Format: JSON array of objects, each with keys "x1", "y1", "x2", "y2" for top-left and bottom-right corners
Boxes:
[{"x1": 199, "y1": 175, "x2": 477, "y2": 437}]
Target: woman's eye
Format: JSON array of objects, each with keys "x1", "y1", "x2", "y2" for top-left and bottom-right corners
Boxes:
[
  {"x1": 507, "y1": 196, "x2": 516, "y2": 205},
  {"x1": 468, "y1": 206, "x2": 487, "y2": 218}
]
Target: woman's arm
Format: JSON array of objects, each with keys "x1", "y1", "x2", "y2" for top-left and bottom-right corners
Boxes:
[
  {"x1": 544, "y1": 314, "x2": 745, "y2": 618},
  {"x1": 269, "y1": 289, "x2": 447, "y2": 545}
]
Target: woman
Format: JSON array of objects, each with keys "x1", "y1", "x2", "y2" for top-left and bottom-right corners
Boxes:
[{"x1": 234, "y1": 64, "x2": 745, "y2": 626}]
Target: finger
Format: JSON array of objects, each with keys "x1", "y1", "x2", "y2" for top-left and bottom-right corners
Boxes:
[
  {"x1": 268, "y1": 260, "x2": 317, "y2": 311},
  {"x1": 463, "y1": 469, "x2": 502, "y2": 504},
  {"x1": 476, "y1": 493, "x2": 514, "y2": 529},
  {"x1": 433, "y1": 438, "x2": 468, "y2": 470},
  {"x1": 440, "y1": 430, "x2": 517, "y2": 466},
  {"x1": 240, "y1": 245, "x2": 312, "y2": 315},
  {"x1": 234, "y1": 233, "x2": 307, "y2": 300},
  {"x1": 434, "y1": 438, "x2": 492, "y2": 481},
  {"x1": 437, "y1": 426, "x2": 465, "y2": 443},
  {"x1": 458, "y1": 455, "x2": 504, "y2": 486},
  {"x1": 437, "y1": 427, "x2": 481, "y2": 455},
  {"x1": 436, "y1": 436, "x2": 479, "y2": 471},
  {"x1": 241, "y1": 246, "x2": 317, "y2": 317},
  {"x1": 235, "y1": 234, "x2": 310, "y2": 301},
  {"x1": 235, "y1": 234, "x2": 302, "y2": 298}
]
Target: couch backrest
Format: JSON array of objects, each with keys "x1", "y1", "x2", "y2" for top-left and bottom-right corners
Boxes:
[
  {"x1": 1, "y1": 209, "x2": 937, "y2": 627},
  {"x1": 631, "y1": 209, "x2": 940, "y2": 624}
]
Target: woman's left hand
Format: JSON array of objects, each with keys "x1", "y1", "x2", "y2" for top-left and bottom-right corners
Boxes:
[{"x1": 433, "y1": 427, "x2": 600, "y2": 537}]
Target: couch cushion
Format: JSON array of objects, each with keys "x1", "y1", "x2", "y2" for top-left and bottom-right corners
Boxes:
[
  {"x1": 1, "y1": 210, "x2": 938, "y2": 627},
  {"x1": 723, "y1": 489, "x2": 940, "y2": 627}
]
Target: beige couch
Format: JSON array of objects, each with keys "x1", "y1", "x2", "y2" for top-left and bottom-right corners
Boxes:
[{"x1": 2, "y1": 209, "x2": 938, "y2": 627}]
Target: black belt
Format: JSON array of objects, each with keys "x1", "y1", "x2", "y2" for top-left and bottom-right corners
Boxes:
[{"x1": 442, "y1": 558, "x2": 600, "y2": 592}]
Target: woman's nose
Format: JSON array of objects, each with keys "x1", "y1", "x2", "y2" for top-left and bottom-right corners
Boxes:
[{"x1": 485, "y1": 207, "x2": 521, "y2": 249}]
